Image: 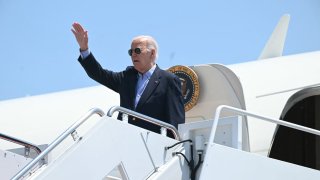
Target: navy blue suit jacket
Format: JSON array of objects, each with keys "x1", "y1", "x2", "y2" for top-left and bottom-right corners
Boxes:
[{"x1": 78, "y1": 53, "x2": 185, "y2": 134}]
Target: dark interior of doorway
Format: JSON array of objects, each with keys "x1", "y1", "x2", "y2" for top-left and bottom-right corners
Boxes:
[{"x1": 269, "y1": 95, "x2": 320, "y2": 170}]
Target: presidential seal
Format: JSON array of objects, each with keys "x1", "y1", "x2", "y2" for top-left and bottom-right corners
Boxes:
[{"x1": 167, "y1": 65, "x2": 200, "y2": 111}]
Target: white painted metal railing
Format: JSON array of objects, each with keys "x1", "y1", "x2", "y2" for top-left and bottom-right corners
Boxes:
[
  {"x1": 0, "y1": 132, "x2": 42, "y2": 156},
  {"x1": 207, "y1": 105, "x2": 320, "y2": 152},
  {"x1": 12, "y1": 108, "x2": 105, "y2": 180},
  {"x1": 107, "y1": 106, "x2": 181, "y2": 140}
]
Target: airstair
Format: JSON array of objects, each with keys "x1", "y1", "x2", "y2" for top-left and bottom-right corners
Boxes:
[{"x1": 4, "y1": 105, "x2": 320, "y2": 179}]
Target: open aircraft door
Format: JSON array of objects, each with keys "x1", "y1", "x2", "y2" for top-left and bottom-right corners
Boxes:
[{"x1": 269, "y1": 86, "x2": 320, "y2": 170}]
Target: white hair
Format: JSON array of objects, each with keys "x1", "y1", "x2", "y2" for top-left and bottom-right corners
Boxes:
[{"x1": 132, "y1": 35, "x2": 159, "y2": 60}]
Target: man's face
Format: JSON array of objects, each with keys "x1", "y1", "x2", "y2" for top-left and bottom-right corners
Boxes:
[{"x1": 130, "y1": 38, "x2": 155, "y2": 73}]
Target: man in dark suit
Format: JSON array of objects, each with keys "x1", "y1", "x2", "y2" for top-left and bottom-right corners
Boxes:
[{"x1": 71, "y1": 22, "x2": 185, "y2": 135}]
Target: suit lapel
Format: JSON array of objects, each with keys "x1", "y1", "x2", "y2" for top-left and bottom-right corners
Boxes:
[{"x1": 136, "y1": 66, "x2": 161, "y2": 110}]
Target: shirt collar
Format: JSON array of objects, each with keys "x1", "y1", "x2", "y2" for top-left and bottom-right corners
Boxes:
[{"x1": 138, "y1": 64, "x2": 156, "y2": 79}]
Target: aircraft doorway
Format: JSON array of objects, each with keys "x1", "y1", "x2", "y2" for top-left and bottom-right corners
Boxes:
[{"x1": 269, "y1": 87, "x2": 320, "y2": 170}]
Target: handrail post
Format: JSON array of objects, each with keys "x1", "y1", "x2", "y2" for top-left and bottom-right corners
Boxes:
[
  {"x1": 107, "y1": 106, "x2": 181, "y2": 140},
  {"x1": 160, "y1": 127, "x2": 167, "y2": 137}
]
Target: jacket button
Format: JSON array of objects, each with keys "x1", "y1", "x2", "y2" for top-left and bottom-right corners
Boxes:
[{"x1": 132, "y1": 117, "x2": 136, "y2": 121}]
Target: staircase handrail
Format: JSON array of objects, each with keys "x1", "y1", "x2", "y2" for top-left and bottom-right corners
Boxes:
[
  {"x1": 0, "y1": 132, "x2": 41, "y2": 155},
  {"x1": 12, "y1": 108, "x2": 105, "y2": 180},
  {"x1": 207, "y1": 105, "x2": 320, "y2": 150},
  {"x1": 107, "y1": 106, "x2": 181, "y2": 140}
]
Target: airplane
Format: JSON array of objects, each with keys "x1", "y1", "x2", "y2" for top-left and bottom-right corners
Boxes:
[{"x1": 1, "y1": 14, "x2": 320, "y2": 179}]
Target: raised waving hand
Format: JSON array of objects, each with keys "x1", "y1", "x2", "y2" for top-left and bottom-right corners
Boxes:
[{"x1": 71, "y1": 22, "x2": 89, "y2": 51}]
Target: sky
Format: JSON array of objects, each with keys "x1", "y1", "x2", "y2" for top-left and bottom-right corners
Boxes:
[{"x1": 0, "y1": 0, "x2": 320, "y2": 101}]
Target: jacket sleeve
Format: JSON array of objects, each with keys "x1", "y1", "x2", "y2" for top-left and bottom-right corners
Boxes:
[
  {"x1": 78, "y1": 53, "x2": 123, "y2": 93},
  {"x1": 166, "y1": 75, "x2": 185, "y2": 128}
]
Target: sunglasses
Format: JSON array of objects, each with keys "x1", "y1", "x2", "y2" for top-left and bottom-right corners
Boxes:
[{"x1": 128, "y1": 48, "x2": 141, "y2": 56}]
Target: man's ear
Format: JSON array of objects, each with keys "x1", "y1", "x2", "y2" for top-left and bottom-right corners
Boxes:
[{"x1": 151, "y1": 49, "x2": 156, "y2": 57}]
